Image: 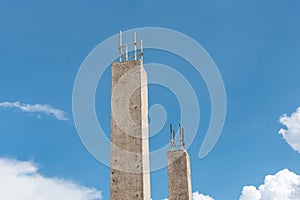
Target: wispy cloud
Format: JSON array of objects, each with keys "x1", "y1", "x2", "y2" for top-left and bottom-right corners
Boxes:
[
  {"x1": 239, "y1": 169, "x2": 300, "y2": 200},
  {"x1": 0, "y1": 157, "x2": 102, "y2": 200},
  {"x1": 279, "y1": 107, "x2": 300, "y2": 153},
  {"x1": 0, "y1": 101, "x2": 68, "y2": 121}
]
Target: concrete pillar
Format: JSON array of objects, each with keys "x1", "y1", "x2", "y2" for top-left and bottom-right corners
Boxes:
[
  {"x1": 167, "y1": 149, "x2": 192, "y2": 200},
  {"x1": 110, "y1": 60, "x2": 151, "y2": 200}
]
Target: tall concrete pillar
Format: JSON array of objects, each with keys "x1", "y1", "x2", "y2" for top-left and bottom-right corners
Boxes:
[
  {"x1": 110, "y1": 60, "x2": 151, "y2": 200},
  {"x1": 167, "y1": 149, "x2": 192, "y2": 200}
]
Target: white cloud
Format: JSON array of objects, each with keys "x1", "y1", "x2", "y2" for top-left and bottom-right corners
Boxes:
[
  {"x1": 192, "y1": 191, "x2": 214, "y2": 200},
  {"x1": 279, "y1": 107, "x2": 300, "y2": 153},
  {"x1": 163, "y1": 191, "x2": 214, "y2": 200},
  {"x1": 240, "y1": 186, "x2": 261, "y2": 200},
  {"x1": 0, "y1": 101, "x2": 68, "y2": 121},
  {"x1": 0, "y1": 157, "x2": 101, "y2": 200},
  {"x1": 239, "y1": 169, "x2": 300, "y2": 200}
]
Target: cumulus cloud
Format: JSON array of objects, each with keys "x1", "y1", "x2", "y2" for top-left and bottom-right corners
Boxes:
[
  {"x1": 279, "y1": 107, "x2": 300, "y2": 153},
  {"x1": 0, "y1": 101, "x2": 68, "y2": 121},
  {"x1": 192, "y1": 191, "x2": 214, "y2": 200},
  {"x1": 239, "y1": 169, "x2": 300, "y2": 200},
  {"x1": 0, "y1": 157, "x2": 101, "y2": 200},
  {"x1": 163, "y1": 191, "x2": 214, "y2": 200},
  {"x1": 240, "y1": 186, "x2": 261, "y2": 200}
]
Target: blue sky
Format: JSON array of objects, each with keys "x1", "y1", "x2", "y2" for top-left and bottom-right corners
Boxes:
[{"x1": 1, "y1": 0, "x2": 300, "y2": 200}]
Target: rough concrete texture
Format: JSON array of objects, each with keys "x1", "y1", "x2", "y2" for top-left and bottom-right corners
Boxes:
[
  {"x1": 167, "y1": 149, "x2": 192, "y2": 200},
  {"x1": 110, "y1": 60, "x2": 151, "y2": 200}
]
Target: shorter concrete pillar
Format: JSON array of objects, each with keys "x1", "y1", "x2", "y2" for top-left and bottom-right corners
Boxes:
[{"x1": 167, "y1": 149, "x2": 192, "y2": 200}]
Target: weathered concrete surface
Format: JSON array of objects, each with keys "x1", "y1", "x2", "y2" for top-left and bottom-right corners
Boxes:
[
  {"x1": 110, "y1": 60, "x2": 151, "y2": 200},
  {"x1": 167, "y1": 149, "x2": 192, "y2": 200}
]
